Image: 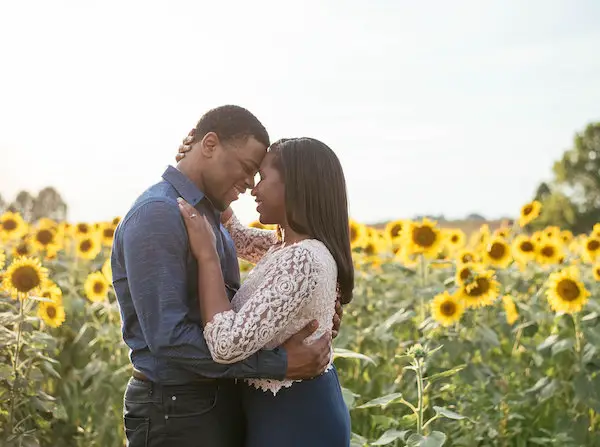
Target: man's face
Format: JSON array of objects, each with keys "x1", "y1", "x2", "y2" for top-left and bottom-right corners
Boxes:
[{"x1": 204, "y1": 136, "x2": 267, "y2": 211}]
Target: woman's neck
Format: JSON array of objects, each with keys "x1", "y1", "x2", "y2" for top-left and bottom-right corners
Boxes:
[{"x1": 279, "y1": 223, "x2": 308, "y2": 245}]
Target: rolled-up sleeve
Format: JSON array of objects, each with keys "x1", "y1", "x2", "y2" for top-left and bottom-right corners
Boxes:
[{"x1": 122, "y1": 198, "x2": 287, "y2": 380}]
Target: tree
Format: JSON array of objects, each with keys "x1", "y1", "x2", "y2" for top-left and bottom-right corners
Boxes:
[
  {"x1": 31, "y1": 187, "x2": 67, "y2": 222},
  {"x1": 5, "y1": 187, "x2": 68, "y2": 222},
  {"x1": 533, "y1": 122, "x2": 600, "y2": 234}
]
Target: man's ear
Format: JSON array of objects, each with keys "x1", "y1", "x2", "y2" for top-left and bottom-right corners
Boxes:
[{"x1": 200, "y1": 132, "x2": 220, "y2": 158}]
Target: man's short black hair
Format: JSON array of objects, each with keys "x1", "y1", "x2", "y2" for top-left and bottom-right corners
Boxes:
[{"x1": 193, "y1": 105, "x2": 270, "y2": 148}]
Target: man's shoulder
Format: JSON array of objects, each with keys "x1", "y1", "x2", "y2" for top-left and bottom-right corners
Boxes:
[{"x1": 117, "y1": 181, "x2": 181, "y2": 232}]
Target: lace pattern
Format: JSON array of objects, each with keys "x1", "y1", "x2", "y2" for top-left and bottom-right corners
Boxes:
[
  {"x1": 223, "y1": 214, "x2": 278, "y2": 264},
  {"x1": 204, "y1": 216, "x2": 338, "y2": 395}
]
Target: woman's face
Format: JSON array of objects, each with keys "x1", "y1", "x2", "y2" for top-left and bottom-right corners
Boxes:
[{"x1": 251, "y1": 152, "x2": 286, "y2": 225}]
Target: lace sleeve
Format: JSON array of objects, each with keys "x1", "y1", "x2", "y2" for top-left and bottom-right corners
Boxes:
[
  {"x1": 203, "y1": 244, "x2": 318, "y2": 364},
  {"x1": 224, "y1": 213, "x2": 279, "y2": 264}
]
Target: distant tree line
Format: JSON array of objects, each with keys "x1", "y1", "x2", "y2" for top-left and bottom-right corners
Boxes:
[
  {"x1": 529, "y1": 122, "x2": 600, "y2": 234},
  {"x1": 0, "y1": 187, "x2": 67, "y2": 222}
]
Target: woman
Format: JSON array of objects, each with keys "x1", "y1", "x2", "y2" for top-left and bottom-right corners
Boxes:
[{"x1": 177, "y1": 137, "x2": 353, "y2": 446}]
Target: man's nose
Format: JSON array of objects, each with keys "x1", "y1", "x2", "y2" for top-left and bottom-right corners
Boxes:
[{"x1": 245, "y1": 174, "x2": 255, "y2": 190}]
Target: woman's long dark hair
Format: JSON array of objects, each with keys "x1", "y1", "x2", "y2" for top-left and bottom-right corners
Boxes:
[{"x1": 270, "y1": 138, "x2": 354, "y2": 304}]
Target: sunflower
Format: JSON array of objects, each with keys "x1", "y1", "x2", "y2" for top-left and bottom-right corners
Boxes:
[
  {"x1": 76, "y1": 236, "x2": 101, "y2": 260},
  {"x1": 456, "y1": 249, "x2": 479, "y2": 264},
  {"x1": 482, "y1": 237, "x2": 512, "y2": 269},
  {"x1": 445, "y1": 229, "x2": 466, "y2": 252},
  {"x1": 0, "y1": 249, "x2": 5, "y2": 270},
  {"x1": 455, "y1": 262, "x2": 484, "y2": 286},
  {"x1": 385, "y1": 220, "x2": 405, "y2": 241},
  {"x1": 457, "y1": 269, "x2": 500, "y2": 308},
  {"x1": 112, "y1": 216, "x2": 122, "y2": 226},
  {"x1": 73, "y1": 222, "x2": 93, "y2": 238},
  {"x1": 84, "y1": 271, "x2": 110, "y2": 302},
  {"x1": 404, "y1": 218, "x2": 442, "y2": 259},
  {"x1": 38, "y1": 280, "x2": 63, "y2": 304},
  {"x1": 519, "y1": 200, "x2": 542, "y2": 227},
  {"x1": 560, "y1": 230, "x2": 574, "y2": 244},
  {"x1": 469, "y1": 224, "x2": 491, "y2": 251},
  {"x1": 583, "y1": 236, "x2": 600, "y2": 263},
  {"x1": 12, "y1": 239, "x2": 37, "y2": 258},
  {"x1": 546, "y1": 266, "x2": 590, "y2": 314},
  {"x1": 493, "y1": 228, "x2": 510, "y2": 239},
  {"x1": 31, "y1": 226, "x2": 61, "y2": 253},
  {"x1": 249, "y1": 220, "x2": 266, "y2": 229},
  {"x1": 2, "y1": 257, "x2": 48, "y2": 300},
  {"x1": 0, "y1": 211, "x2": 28, "y2": 240},
  {"x1": 102, "y1": 258, "x2": 113, "y2": 283},
  {"x1": 348, "y1": 219, "x2": 367, "y2": 248},
  {"x1": 512, "y1": 235, "x2": 536, "y2": 263},
  {"x1": 99, "y1": 222, "x2": 117, "y2": 247},
  {"x1": 37, "y1": 301, "x2": 66, "y2": 328},
  {"x1": 502, "y1": 295, "x2": 519, "y2": 325},
  {"x1": 431, "y1": 291, "x2": 464, "y2": 327},
  {"x1": 591, "y1": 263, "x2": 600, "y2": 281},
  {"x1": 536, "y1": 239, "x2": 563, "y2": 265}
]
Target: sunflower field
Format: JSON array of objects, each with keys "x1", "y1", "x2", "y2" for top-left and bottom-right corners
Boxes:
[{"x1": 1, "y1": 201, "x2": 600, "y2": 446}]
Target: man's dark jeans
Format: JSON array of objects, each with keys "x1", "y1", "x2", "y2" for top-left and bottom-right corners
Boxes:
[{"x1": 123, "y1": 377, "x2": 244, "y2": 447}]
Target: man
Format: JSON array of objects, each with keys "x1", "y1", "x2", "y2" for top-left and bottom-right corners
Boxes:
[{"x1": 111, "y1": 105, "x2": 342, "y2": 447}]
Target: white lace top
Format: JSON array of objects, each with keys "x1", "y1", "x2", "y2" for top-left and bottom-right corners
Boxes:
[{"x1": 203, "y1": 214, "x2": 337, "y2": 395}]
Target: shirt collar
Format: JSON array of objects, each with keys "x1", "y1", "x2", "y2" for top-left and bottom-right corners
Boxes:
[{"x1": 162, "y1": 165, "x2": 205, "y2": 207}]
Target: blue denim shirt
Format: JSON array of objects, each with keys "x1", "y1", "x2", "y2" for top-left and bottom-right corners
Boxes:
[{"x1": 111, "y1": 166, "x2": 287, "y2": 385}]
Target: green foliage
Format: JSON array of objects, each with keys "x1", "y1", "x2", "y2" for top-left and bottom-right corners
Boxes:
[{"x1": 534, "y1": 122, "x2": 600, "y2": 234}]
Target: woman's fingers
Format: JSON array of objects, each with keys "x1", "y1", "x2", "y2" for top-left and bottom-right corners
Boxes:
[{"x1": 177, "y1": 198, "x2": 197, "y2": 220}]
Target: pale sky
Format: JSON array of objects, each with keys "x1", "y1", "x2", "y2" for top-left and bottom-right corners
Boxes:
[{"x1": 1, "y1": 0, "x2": 599, "y2": 225}]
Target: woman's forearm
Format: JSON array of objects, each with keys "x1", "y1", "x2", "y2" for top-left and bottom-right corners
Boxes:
[{"x1": 196, "y1": 253, "x2": 232, "y2": 325}]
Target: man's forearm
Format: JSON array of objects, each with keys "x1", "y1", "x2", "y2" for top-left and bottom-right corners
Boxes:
[{"x1": 196, "y1": 252, "x2": 231, "y2": 325}]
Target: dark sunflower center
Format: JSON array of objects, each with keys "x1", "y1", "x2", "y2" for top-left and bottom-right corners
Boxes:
[
  {"x1": 80, "y1": 240, "x2": 92, "y2": 252},
  {"x1": 36, "y1": 229, "x2": 54, "y2": 245},
  {"x1": 77, "y1": 224, "x2": 89, "y2": 233},
  {"x1": 12, "y1": 266, "x2": 41, "y2": 292},
  {"x1": 103, "y1": 228, "x2": 115, "y2": 239},
  {"x1": 3, "y1": 219, "x2": 17, "y2": 231},
  {"x1": 392, "y1": 245, "x2": 402, "y2": 254},
  {"x1": 587, "y1": 240, "x2": 600, "y2": 251},
  {"x1": 93, "y1": 281, "x2": 105, "y2": 294},
  {"x1": 46, "y1": 305, "x2": 57, "y2": 319},
  {"x1": 440, "y1": 300, "x2": 456, "y2": 316},
  {"x1": 459, "y1": 268, "x2": 472, "y2": 281},
  {"x1": 16, "y1": 243, "x2": 30, "y2": 256},
  {"x1": 540, "y1": 246, "x2": 555, "y2": 257},
  {"x1": 451, "y1": 235, "x2": 459, "y2": 243},
  {"x1": 520, "y1": 241, "x2": 534, "y2": 253},
  {"x1": 413, "y1": 226, "x2": 436, "y2": 248},
  {"x1": 523, "y1": 205, "x2": 533, "y2": 216},
  {"x1": 42, "y1": 291, "x2": 51, "y2": 298},
  {"x1": 466, "y1": 277, "x2": 490, "y2": 297},
  {"x1": 390, "y1": 224, "x2": 402, "y2": 238},
  {"x1": 112, "y1": 217, "x2": 121, "y2": 225},
  {"x1": 489, "y1": 243, "x2": 506, "y2": 259},
  {"x1": 364, "y1": 244, "x2": 375, "y2": 256},
  {"x1": 350, "y1": 226, "x2": 358, "y2": 242},
  {"x1": 461, "y1": 254, "x2": 474, "y2": 263},
  {"x1": 556, "y1": 279, "x2": 580, "y2": 301}
]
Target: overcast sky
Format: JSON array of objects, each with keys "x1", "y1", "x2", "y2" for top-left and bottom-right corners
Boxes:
[{"x1": 1, "y1": 0, "x2": 599, "y2": 224}]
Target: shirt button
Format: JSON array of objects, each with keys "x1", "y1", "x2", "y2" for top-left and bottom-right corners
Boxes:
[
  {"x1": 165, "y1": 415, "x2": 169, "y2": 420},
  {"x1": 171, "y1": 396, "x2": 176, "y2": 401}
]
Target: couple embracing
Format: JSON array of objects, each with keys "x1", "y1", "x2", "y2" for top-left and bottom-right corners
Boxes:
[{"x1": 111, "y1": 105, "x2": 354, "y2": 446}]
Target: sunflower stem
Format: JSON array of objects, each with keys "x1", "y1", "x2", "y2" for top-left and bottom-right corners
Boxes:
[
  {"x1": 419, "y1": 254, "x2": 428, "y2": 320},
  {"x1": 415, "y1": 357, "x2": 425, "y2": 435},
  {"x1": 572, "y1": 313, "x2": 582, "y2": 360},
  {"x1": 7, "y1": 298, "x2": 26, "y2": 440}
]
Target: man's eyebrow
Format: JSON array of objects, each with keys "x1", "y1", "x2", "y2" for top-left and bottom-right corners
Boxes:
[{"x1": 246, "y1": 160, "x2": 260, "y2": 171}]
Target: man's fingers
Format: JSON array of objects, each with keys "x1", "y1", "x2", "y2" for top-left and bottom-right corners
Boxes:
[
  {"x1": 335, "y1": 300, "x2": 343, "y2": 317},
  {"x1": 291, "y1": 320, "x2": 319, "y2": 342}
]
